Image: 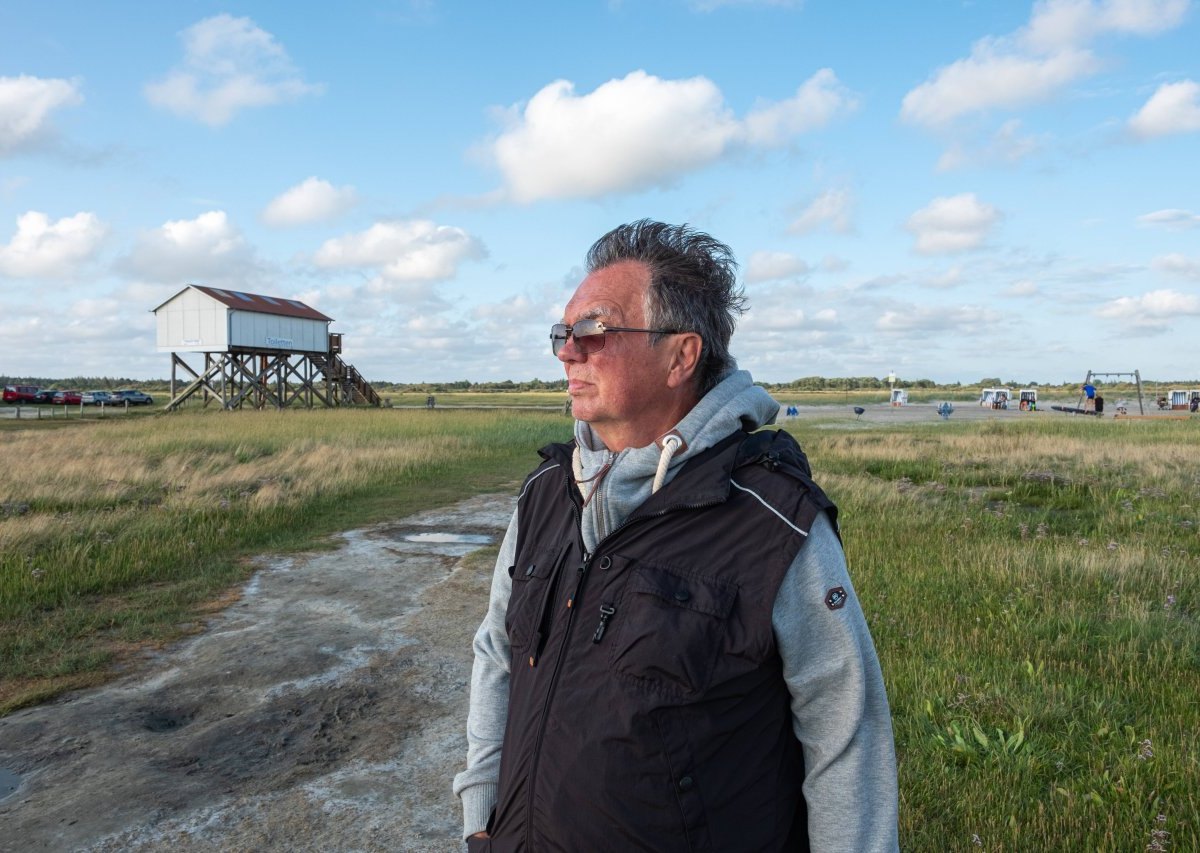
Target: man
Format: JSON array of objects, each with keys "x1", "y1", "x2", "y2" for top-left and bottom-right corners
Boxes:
[{"x1": 453, "y1": 221, "x2": 898, "y2": 851}]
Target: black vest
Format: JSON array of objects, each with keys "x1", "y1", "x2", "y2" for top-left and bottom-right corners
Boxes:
[{"x1": 488, "y1": 429, "x2": 838, "y2": 852}]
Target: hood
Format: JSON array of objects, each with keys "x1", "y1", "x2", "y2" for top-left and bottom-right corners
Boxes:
[{"x1": 572, "y1": 367, "x2": 778, "y2": 551}]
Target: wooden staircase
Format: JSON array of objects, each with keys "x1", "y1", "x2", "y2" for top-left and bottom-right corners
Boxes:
[{"x1": 311, "y1": 352, "x2": 382, "y2": 407}]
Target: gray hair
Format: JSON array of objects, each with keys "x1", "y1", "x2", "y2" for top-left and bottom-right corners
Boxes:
[{"x1": 585, "y1": 219, "x2": 746, "y2": 394}]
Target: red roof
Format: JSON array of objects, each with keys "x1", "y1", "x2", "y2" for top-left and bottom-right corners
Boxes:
[{"x1": 169, "y1": 285, "x2": 333, "y2": 322}]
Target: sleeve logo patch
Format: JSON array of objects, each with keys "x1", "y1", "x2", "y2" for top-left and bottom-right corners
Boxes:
[{"x1": 824, "y1": 586, "x2": 847, "y2": 610}]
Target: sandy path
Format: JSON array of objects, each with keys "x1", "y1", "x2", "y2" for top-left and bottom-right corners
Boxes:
[{"x1": 0, "y1": 493, "x2": 514, "y2": 853}]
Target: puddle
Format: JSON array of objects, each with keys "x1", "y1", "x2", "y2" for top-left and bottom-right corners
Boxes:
[
  {"x1": 402, "y1": 532, "x2": 492, "y2": 545},
  {"x1": 0, "y1": 767, "x2": 20, "y2": 801}
]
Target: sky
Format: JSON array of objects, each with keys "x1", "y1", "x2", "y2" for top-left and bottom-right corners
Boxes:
[{"x1": 1, "y1": 0, "x2": 1198, "y2": 386}]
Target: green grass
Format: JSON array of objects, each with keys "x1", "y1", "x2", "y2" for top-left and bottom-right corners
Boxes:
[
  {"x1": 1, "y1": 408, "x2": 1196, "y2": 849},
  {"x1": 379, "y1": 390, "x2": 569, "y2": 408},
  {"x1": 801, "y1": 417, "x2": 1199, "y2": 850},
  {"x1": 0, "y1": 407, "x2": 572, "y2": 711}
]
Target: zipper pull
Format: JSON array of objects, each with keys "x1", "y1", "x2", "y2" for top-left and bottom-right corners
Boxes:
[
  {"x1": 566, "y1": 560, "x2": 588, "y2": 608},
  {"x1": 592, "y1": 603, "x2": 616, "y2": 643}
]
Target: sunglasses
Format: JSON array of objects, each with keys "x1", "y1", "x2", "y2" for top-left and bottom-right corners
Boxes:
[{"x1": 550, "y1": 319, "x2": 682, "y2": 356}]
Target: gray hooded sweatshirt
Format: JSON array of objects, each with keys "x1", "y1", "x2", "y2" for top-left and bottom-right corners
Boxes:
[{"x1": 453, "y1": 369, "x2": 899, "y2": 851}]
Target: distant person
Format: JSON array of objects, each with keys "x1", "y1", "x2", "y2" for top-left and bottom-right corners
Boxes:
[
  {"x1": 454, "y1": 220, "x2": 898, "y2": 851},
  {"x1": 1094, "y1": 394, "x2": 1104, "y2": 415},
  {"x1": 426, "y1": 394, "x2": 436, "y2": 409},
  {"x1": 1082, "y1": 383, "x2": 1096, "y2": 411}
]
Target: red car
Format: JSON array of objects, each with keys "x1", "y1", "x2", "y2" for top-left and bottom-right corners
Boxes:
[
  {"x1": 52, "y1": 390, "x2": 83, "y2": 405},
  {"x1": 3, "y1": 384, "x2": 40, "y2": 403}
]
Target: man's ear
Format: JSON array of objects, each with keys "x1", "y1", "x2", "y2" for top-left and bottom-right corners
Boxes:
[{"x1": 665, "y1": 333, "x2": 703, "y2": 389}]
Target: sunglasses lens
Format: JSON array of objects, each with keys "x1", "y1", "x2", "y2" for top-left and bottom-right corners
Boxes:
[
  {"x1": 551, "y1": 320, "x2": 607, "y2": 356},
  {"x1": 573, "y1": 319, "x2": 607, "y2": 353},
  {"x1": 550, "y1": 324, "x2": 569, "y2": 356}
]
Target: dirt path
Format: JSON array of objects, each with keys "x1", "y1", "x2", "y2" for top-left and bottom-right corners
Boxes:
[{"x1": 0, "y1": 493, "x2": 514, "y2": 852}]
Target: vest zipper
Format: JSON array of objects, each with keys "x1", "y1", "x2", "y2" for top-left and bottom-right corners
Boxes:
[
  {"x1": 522, "y1": 456, "x2": 726, "y2": 847},
  {"x1": 524, "y1": 474, "x2": 589, "y2": 849}
]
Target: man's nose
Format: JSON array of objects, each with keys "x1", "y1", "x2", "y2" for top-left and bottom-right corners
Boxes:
[{"x1": 556, "y1": 335, "x2": 586, "y2": 363}]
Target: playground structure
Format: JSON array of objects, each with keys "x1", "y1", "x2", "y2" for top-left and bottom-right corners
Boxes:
[{"x1": 1075, "y1": 370, "x2": 1145, "y2": 415}]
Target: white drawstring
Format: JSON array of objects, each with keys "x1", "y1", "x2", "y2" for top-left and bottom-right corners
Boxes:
[
  {"x1": 574, "y1": 432, "x2": 684, "y2": 506},
  {"x1": 572, "y1": 446, "x2": 612, "y2": 508},
  {"x1": 652, "y1": 434, "x2": 684, "y2": 494}
]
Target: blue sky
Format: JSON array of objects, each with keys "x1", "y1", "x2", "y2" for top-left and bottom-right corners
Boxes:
[{"x1": 2, "y1": 0, "x2": 1198, "y2": 385}]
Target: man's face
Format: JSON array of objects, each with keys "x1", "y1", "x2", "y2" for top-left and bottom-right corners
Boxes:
[{"x1": 558, "y1": 260, "x2": 686, "y2": 451}]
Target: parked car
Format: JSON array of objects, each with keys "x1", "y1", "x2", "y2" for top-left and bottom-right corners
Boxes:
[
  {"x1": 112, "y1": 390, "x2": 154, "y2": 405},
  {"x1": 33, "y1": 389, "x2": 59, "y2": 404},
  {"x1": 82, "y1": 391, "x2": 115, "y2": 405},
  {"x1": 52, "y1": 390, "x2": 83, "y2": 405},
  {"x1": 3, "y1": 384, "x2": 40, "y2": 404}
]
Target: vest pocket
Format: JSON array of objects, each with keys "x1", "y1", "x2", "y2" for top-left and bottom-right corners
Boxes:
[
  {"x1": 607, "y1": 562, "x2": 737, "y2": 698},
  {"x1": 505, "y1": 544, "x2": 566, "y2": 653}
]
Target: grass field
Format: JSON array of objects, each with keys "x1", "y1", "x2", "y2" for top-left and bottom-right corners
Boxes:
[
  {"x1": 0, "y1": 408, "x2": 573, "y2": 711},
  {"x1": 1, "y1": 406, "x2": 1195, "y2": 850}
]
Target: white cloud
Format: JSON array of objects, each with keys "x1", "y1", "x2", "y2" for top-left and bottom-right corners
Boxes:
[
  {"x1": 1128, "y1": 80, "x2": 1200, "y2": 139},
  {"x1": 470, "y1": 293, "x2": 544, "y2": 322},
  {"x1": 1138, "y1": 208, "x2": 1200, "y2": 229},
  {"x1": 0, "y1": 75, "x2": 83, "y2": 155},
  {"x1": 262, "y1": 177, "x2": 358, "y2": 226},
  {"x1": 742, "y1": 70, "x2": 858, "y2": 145},
  {"x1": 1095, "y1": 289, "x2": 1200, "y2": 328},
  {"x1": 936, "y1": 119, "x2": 1041, "y2": 171},
  {"x1": 313, "y1": 220, "x2": 486, "y2": 283},
  {"x1": 144, "y1": 14, "x2": 323, "y2": 126},
  {"x1": 902, "y1": 0, "x2": 1187, "y2": 128},
  {"x1": 875, "y1": 304, "x2": 993, "y2": 333},
  {"x1": 119, "y1": 210, "x2": 260, "y2": 283},
  {"x1": 1004, "y1": 278, "x2": 1040, "y2": 297},
  {"x1": 925, "y1": 266, "x2": 965, "y2": 289},
  {"x1": 788, "y1": 188, "x2": 854, "y2": 235},
  {"x1": 0, "y1": 211, "x2": 106, "y2": 278},
  {"x1": 1023, "y1": 0, "x2": 1187, "y2": 50},
  {"x1": 854, "y1": 273, "x2": 907, "y2": 292},
  {"x1": 745, "y1": 251, "x2": 810, "y2": 283},
  {"x1": 902, "y1": 46, "x2": 1097, "y2": 128},
  {"x1": 906, "y1": 193, "x2": 1000, "y2": 254},
  {"x1": 1151, "y1": 253, "x2": 1200, "y2": 280},
  {"x1": 485, "y1": 69, "x2": 854, "y2": 202}
]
